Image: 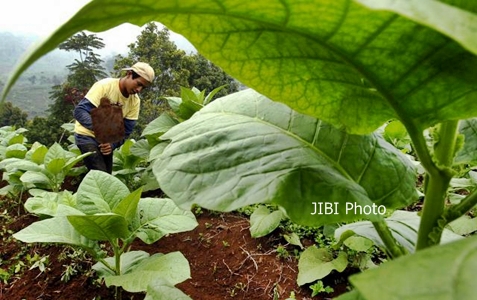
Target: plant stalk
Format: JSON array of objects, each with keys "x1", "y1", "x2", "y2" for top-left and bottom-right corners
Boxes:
[
  {"x1": 113, "y1": 239, "x2": 122, "y2": 300},
  {"x1": 415, "y1": 121, "x2": 458, "y2": 250},
  {"x1": 445, "y1": 188, "x2": 477, "y2": 224},
  {"x1": 372, "y1": 221, "x2": 407, "y2": 258}
]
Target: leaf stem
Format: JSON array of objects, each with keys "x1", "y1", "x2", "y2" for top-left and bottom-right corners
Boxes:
[
  {"x1": 372, "y1": 221, "x2": 407, "y2": 258},
  {"x1": 444, "y1": 189, "x2": 477, "y2": 224}
]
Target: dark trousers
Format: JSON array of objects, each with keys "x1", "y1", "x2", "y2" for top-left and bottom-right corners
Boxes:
[{"x1": 77, "y1": 144, "x2": 113, "y2": 174}]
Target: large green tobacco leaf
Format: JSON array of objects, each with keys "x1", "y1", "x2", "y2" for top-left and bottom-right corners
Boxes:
[
  {"x1": 154, "y1": 89, "x2": 418, "y2": 226},
  {"x1": 133, "y1": 198, "x2": 198, "y2": 244},
  {"x1": 356, "y1": 0, "x2": 477, "y2": 54},
  {"x1": 68, "y1": 214, "x2": 130, "y2": 241},
  {"x1": 104, "y1": 252, "x2": 190, "y2": 292},
  {"x1": 3, "y1": 1, "x2": 477, "y2": 134},
  {"x1": 13, "y1": 217, "x2": 99, "y2": 253},
  {"x1": 75, "y1": 170, "x2": 130, "y2": 214},
  {"x1": 349, "y1": 236, "x2": 477, "y2": 300}
]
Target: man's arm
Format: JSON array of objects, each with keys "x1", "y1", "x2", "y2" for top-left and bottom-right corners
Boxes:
[
  {"x1": 124, "y1": 119, "x2": 136, "y2": 138},
  {"x1": 74, "y1": 98, "x2": 96, "y2": 130}
]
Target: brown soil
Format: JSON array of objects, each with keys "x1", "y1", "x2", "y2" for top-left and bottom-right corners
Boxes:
[{"x1": 0, "y1": 179, "x2": 353, "y2": 300}]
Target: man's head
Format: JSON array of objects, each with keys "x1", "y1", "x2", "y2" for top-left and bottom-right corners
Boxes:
[
  {"x1": 123, "y1": 62, "x2": 155, "y2": 83},
  {"x1": 121, "y1": 62, "x2": 155, "y2": 96}
]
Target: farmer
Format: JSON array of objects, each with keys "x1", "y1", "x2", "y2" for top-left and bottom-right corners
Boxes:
[{"x1": 73, "y1": 62, "x2": 155, "y2": 174}]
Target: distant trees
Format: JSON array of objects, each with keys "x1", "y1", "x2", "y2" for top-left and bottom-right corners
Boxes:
[
  {"x1": 114, "y1": 23, "x2": 239, "y2": 138},
  {"x1": 0, "y1": 101, "x2": 28, "y2": 128}
]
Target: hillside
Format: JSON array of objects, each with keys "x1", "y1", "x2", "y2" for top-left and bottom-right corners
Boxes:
[{"x1": 0, "y1": 32, "x2": 77, "y2": 118}]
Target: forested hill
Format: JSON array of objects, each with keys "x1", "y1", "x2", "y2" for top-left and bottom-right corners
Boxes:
[{"x1": 0, "y1": 32, "x2": 76, "y2": 118}]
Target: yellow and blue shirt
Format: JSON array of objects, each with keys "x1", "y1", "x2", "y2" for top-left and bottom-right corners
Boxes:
[{"x1": 74, "y1": 78, "x2": 140, "y2": 147}]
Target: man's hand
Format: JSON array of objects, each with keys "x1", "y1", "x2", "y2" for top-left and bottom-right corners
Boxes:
[{"x1": 99, "y1": 143, "x2": 112, "y2": 155}]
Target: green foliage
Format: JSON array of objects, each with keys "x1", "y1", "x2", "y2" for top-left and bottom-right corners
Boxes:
[
  {"x1": 297, "y1": 246, "x2": 348, "y2": 286},
  {"x1": 310, "y1": 280, "x2": 334, "y2": 297},
  {"x1": 154, "y1": 90, "x2": 417, "y2": 226},
  {"x1": 58, "y1": 32, "x2": 108, "y2": 89},
  {"x1": 112, "y1": 139, "x2": 159, "y2": 192},
  {"x1": 0, "y1": 142, "x2": 90, "y2": 192},
  {"x1": 249, "y1": 205, "x2": 283, "y2": 238},
  {"x1": 4, "y1": 1, "x2": 477, "y2": 299},
  {"x1": 334, "y1": 211, "x2": 463, "y2": 254},
  {"x1": 0, "y1": 102, "x2": 28, "y2": 128},
  {"x1": 13, "y1": 170, "x2": 197, "y2": 299},
  {"x1": 347, "y1": 235, "x2": 477, "y2": 300}
]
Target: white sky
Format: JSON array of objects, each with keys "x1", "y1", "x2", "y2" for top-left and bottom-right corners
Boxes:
[{"x1": 0, "y1": 0, "x2": 194, "y2": 54}]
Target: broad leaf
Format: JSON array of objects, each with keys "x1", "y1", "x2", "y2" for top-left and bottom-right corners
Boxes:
[
  {"x1": 356, "y1": 0, "x2": 477, "y2": 55},
  {"x1": 68, "y1": 214, "x2": 130, "y2": 241},
  {"x1": 76, "y1": 170, "x2": 130, "y2": 214},
  {"x1": 4, "y1": 1, "x2": 477, "y2": 134},
  {"x1": 155, "y1": 90, "x2": 418, "y2": 226},
  {"x1": 5, "y1": 144, "x2": 27, "y2": 158},
  {"x1": 334, "y1": 210, "x2": 463, "y2": 253},
  {"x1": 44, "y1": 143, "x2": 66, "y2": 166},
  {"x1": 145, "y1": 278, "x2": 192, "y2": 300},
  {"x1": 134, "y1": 198, "x2": 198, "y2": 244},
  {"x1": 13, "y1": 217, "x2": 98, "y2": 252},
  {"x1": 130, "y1": 139, "x2": 151, "y2": 160},
  {"x1": 141, "y1": 113, "x2": 179, "y2": 138},
  {"x1": 20, "y1": 171, "x2": 50, "y2": 187},
  {"x1": 104, "y1": 251, "x2": 191, "y2": 292},
  {"x1": 447, "y1": 215, "x2": 477, "y2": 236},
  {"x1": 29, "y1": 144, "x2": 48, "y2": 165},
  {"x1": 249, "y1": 206, "x2": 283, "y2": 238},
  {"x1": 297, "y1": 246, "x2": 348, "y2": 286},
  {"x1": 113, "y1": 188, "x2": 142, "y2": 223},
  {"x1": 46, "y1": 158, "x2": 66, "y2": 175},
  {"x1": 64, "y1": 152, "x2": 93, "y2": 172},
  {"x1": 349, "y1": 236, "x2": 477, "y2": 300},
  {"x1": 343, "y1": 236, "x2": 374, "y2": 252},
  {"x1": 25, "y1": 190, "x2": 83, "y2": 217},
  {"x1": 93, "y1": 250, "x2": 150, "y2": 277}
]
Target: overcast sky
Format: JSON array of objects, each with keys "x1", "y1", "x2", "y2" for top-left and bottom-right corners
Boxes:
[{"x1": 0, "y1": 0, "x2": 195, "y2": 54}]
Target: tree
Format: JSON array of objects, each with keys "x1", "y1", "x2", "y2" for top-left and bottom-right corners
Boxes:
[
  {"x1": 0, "y1": 101, "x2": 28, "y2": 127},
  {"x1": 184, "y1": 53, "x2": 239, "y2": 98}
]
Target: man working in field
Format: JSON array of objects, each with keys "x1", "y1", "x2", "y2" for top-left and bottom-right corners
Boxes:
[{"x1": 73, "y1": 62, "x2": 155, "y2": 173}]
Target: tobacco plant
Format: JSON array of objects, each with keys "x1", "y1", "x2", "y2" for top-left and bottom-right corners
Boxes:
[
  {"x1": 0, "y1": 142, "x2": 89, "y2": 193},
  {"x1": 3, "y1": 1, "x2": 477, "y2": 299},
  {"x1": 13, "y1": 170, "x2": 198, "y2": 299}
]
